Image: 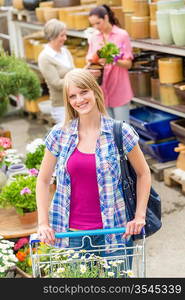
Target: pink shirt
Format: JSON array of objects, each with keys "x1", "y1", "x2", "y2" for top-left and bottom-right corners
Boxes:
[
  {"x1": 67, "y1": 148, "x2": 103, "y2": 230},
  {"x1": 87, "y1": 25, "x2": 134, "y2": 108}
]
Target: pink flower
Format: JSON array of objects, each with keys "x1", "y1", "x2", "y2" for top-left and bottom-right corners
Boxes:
[
  {"x1": 28, "y1": 168, "x2": 39, "y2": 176},
  {"x1": 0, "y1": 137, "x2": 12, "y2": 149},
  {"x1": 20, "y1": 187, "x2": 32, "y2": 195},
  {"x1": 14, "y1": 237, "x2": 29, "y2": 251}
]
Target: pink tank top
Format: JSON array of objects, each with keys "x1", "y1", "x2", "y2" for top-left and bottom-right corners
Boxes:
[{"x1": 67, "y1": 147, "x2": 103, "y2": 230}]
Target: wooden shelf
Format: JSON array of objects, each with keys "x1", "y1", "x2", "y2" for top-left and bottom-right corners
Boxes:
[
  {"x1": 131, "y1": 38, "x2": 185, "y2": 57},
  {"x1": 0, "y1": 208, "x2": 37, "y2": 239},
  {"x1": 132, "y1": 97, "x2": 185, "y2": 118}
]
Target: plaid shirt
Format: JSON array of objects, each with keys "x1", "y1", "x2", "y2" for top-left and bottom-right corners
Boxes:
[{"x1": 45, "y1": 115, "x2": 139, "y2": 248}]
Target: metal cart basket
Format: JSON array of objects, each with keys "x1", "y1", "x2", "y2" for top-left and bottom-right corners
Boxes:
[{"x1": 30, "y1": 227, "x2": 146, "y2": 278}]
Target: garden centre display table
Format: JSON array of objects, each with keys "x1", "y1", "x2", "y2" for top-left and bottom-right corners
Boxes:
[{"x1": 0, "y1": 208, "x2": 37, "y2": 238}]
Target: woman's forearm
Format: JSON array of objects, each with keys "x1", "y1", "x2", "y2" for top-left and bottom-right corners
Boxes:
[
  {"x1": 36, "y1": 179, "x2": 51, "y2": 226},
  {"x1": 135, "y1": 171, "x2": 151, "y2": 219},
  {"x1": 116, "y1": 59, "x2": 132, "y2": 69}
]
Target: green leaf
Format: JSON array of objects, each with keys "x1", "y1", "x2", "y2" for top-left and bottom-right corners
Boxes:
[{"x1": 98, "y1": 42, "x2": 120, "y2": 64}]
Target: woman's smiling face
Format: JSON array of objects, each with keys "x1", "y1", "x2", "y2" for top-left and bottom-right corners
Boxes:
[{"x1": 68, "y1": 85, "x2": 97, "y2": 116}]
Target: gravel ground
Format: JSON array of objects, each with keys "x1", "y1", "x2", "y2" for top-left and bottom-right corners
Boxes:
[{"x1": 1, "y1": 113, "x2": 185, "y2": 278}]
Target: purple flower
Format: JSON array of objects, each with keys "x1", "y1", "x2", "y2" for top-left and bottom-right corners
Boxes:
[
  {"x1": 113, "y1": 52, "x2": 124, "y2": 63},
  {"x1": 28, "y1": 168, "x2": 39, "y2": 176},
  {"x1": 20, "y1": 187, "x2": 32, "y2": 195}
]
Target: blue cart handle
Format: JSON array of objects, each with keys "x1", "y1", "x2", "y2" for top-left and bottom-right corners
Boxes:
[
  {"x1": 30, "y1": 227, "x2": 126, "y2": 245},
  {"x1": 55, "y1": 227, "x2": 126, "y2": 238}
]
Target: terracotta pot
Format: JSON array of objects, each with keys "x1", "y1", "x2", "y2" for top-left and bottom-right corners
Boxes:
[
  {"x1": 129, "y1": 68, "x2": 152, "y2": 97},
  {"x1": 43, "y1": 7, "x2": 59, "y2": 22},
  {"x1": 53, "y1": 0, "x2": 80, "y2": 7},
  {"x1": 13, "y1": 0, "x2": 24, "y2": 10},
  {"x1": 174, "y1": 82, "x2": 185, "y2": 101},
  {"x1": 151, "y1": 77, "x2": 160, "y2": 101},
  {"x1": 18, "y1": 210, "x2": 38, "y2": 226}
]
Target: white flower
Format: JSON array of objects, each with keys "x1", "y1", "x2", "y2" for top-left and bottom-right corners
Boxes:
[
  {"x1": 108, "y1": 272, "x2": 114, "y2": 277},
  {"x1": 126, "y1": 270, "x2": 134, "y2": 277},
  {"x1": 102, "y1": 262, "x2": 110, "y2": 269},
  {"x1": 1, "y1": 249, "x2": 8, "y2": 254},
  {"x1": 66, "y1": 249, "x2": 75, "y2": 254},
  {"x1": 80, "y1": 264, "x2": 87, "y2": 274},
  {"x1": 0, "y1": 238, "x2": 17, "y2": 276},
  {"x1": 0, "y1": 266, "x2": 6, "y2": 273},
  {"x1": 5, "y1": 149, "x2": 17, "y2": 155},
  {"x1": 0, "y1": 243, "x2": 9, "y2": 249},
  {"x1": 26, "y1": 138, "x2": 45, "y2": 153},
  {"x1": 109, "y1": 261, "x2": 118, "y2": 267},
  {"x1": 72, "y1": 253, "x2": 79, "y2": 259},
  {"x1": 57, "y1": 267, "x2": 65, "y2": 273}
]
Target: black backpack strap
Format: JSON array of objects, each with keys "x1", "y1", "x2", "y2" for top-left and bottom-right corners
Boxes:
[
  {"x1": 113, "y1": 121, "x2": 133, "y2": 182},
  {"x1": 113, "y1": 120, "x2": 124, "y2": 159}
]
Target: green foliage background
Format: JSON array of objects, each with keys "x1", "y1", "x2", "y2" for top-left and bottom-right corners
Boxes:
[
  {"x1": 25, "y1": 144, "x2": 45, "y2": 169},
  {"x1": 0, "y1": 49, "x2": 41, "y2": 101}
]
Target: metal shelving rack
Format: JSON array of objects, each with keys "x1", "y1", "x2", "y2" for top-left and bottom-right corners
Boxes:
[{"x1": 5, "y1": 7, "x2": 185, "y2": 118}]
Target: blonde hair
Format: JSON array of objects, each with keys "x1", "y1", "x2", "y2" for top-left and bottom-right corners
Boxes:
[
  {"x1": 44, "y1": 18, "x2": 66, "y2": 41},
  {"x1": 63, "y1": 68, "x2": 107, "y2": 125}
]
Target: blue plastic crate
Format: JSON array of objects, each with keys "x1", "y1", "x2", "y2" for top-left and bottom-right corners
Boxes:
[
  {"x1": 139, "y1": 135, "x2": 179, "y2": 162},
  {"x1": 130, "y1": 106, "x2": 179, "y2": 140}
]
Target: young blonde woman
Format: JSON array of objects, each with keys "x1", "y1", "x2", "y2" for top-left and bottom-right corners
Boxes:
[
  {"x1": 36, "y1": 69, "x2": 151, "y2": 257},
  {"x1": 38, "y1": 18, "x2": 74, "y2": 124}
]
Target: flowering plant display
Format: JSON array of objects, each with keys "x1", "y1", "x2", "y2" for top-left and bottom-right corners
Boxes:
[
  {"x1": 0, "y1": 137, "x2": 12, "y2": 168},
  {"x1": 0, "y1": 235, "x2": 18, "y2": 278},
  {"x1": 25, "y1": 138, "x2": 45, "y2": 170},
  {"x1": 3, "y1": 149, "x2": 24, "y2": 167},
  {"x1": 35, "y1": 247, "x2": 134, "y2": 278},
  {"x1": 14, "y1": 238, "x2": 32, "y2": 275},
  {"x1": 0, "y1": 173, "x2": 37, "y2": 215}
]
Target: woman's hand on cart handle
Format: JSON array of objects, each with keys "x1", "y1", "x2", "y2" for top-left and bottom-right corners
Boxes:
[
  {"x1": 37, "y1": 224, "x2": 55, "y2": 245},
  {"x1": 123, "y1": 218, "x2": 146, "y2": 238}
]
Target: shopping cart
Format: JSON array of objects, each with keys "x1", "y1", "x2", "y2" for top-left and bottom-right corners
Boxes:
[{"x1": 29, "y1": 227, "x2": 146, "y2": 278}]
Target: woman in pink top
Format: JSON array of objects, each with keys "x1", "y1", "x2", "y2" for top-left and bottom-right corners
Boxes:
[
  {"x1": 36, "y1": 69, "x2": 151, "y2": 275},
  {"x1": 87, "y1": 5, "x2": 133, "y2": 123},
  {"x1": 36, "y1": 68, "x2": 151, "y2": 247}
]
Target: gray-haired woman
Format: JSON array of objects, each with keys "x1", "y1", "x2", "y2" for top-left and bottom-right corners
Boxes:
[{"x1": 38, "y1": 18, "x2": 74, "y2": 124}]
